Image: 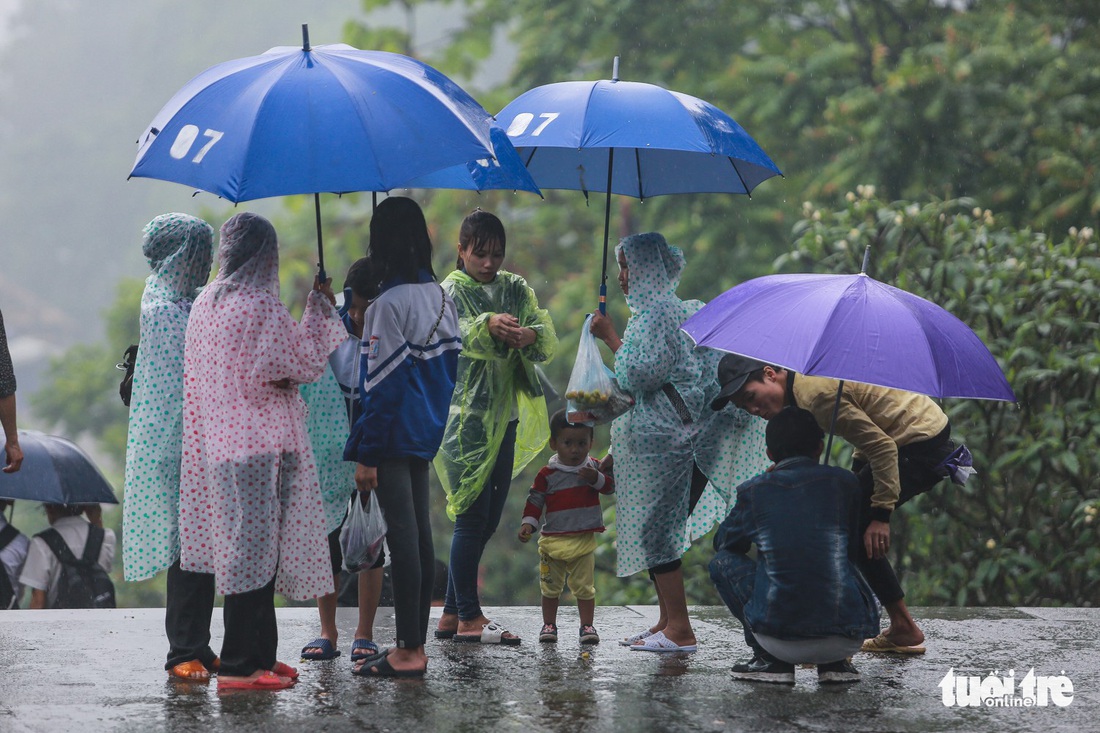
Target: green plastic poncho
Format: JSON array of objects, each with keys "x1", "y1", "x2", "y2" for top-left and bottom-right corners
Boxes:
[
  {"x1": 122, "y1": 213, "x2": 213, "y2": 581},
  {"x1": 434, "y1": 269, "x2": 557, "y2": 520},
  {"x1": 609, "y1": 232, "x2": 769, "y2": 577}
]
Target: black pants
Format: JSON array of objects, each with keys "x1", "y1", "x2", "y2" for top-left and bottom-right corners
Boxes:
[
  {"x1": 374, "y1": 457, "x2": 433, "y2": 649},
  {"x1": 164, "y1": 560, "x2": 217, "y2": 670},
  {"x1": 853, "y1": 425, "x2": 953, "y2": 605},
  {"x1": 219, "y1": 576, "x2": 277, "y2": 677}
]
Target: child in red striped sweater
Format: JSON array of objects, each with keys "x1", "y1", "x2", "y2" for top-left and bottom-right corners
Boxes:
[{"x1": 519, "y1": 409, "x2": 615, "y2": 644}]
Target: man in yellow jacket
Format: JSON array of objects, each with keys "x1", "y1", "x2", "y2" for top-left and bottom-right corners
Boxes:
[{"x1": 712, "y1": 354, "x2": 970, "y2": 655}]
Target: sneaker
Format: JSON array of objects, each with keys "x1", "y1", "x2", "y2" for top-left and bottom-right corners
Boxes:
[
  {"x1": 579, "y1": 625, "x2": 600, "y2": 645},
  {"x1": 539, "y1": 623, "x2": 558, "y2": 643},
  {"x1": 730, "y1": 655, "x2": 796, "y2": 684},
  {"x1": 818, "y1": 658, "x2": 861, "y2": 684}
]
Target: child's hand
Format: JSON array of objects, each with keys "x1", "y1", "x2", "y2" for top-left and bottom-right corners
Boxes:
[
  {"x1": 578, "y1": 466, "x2": 599, "y2": 486},
  {"x1": 598, "y1": 453, "x2": 614, "y2": 477},
  {"x1": 518, "y1": 524, "x2": 534, "y2": 543}
]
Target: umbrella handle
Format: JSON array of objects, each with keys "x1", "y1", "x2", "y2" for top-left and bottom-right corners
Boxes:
[{"x1": 599, "y1": 283, "x2": 607, "y2": 315}]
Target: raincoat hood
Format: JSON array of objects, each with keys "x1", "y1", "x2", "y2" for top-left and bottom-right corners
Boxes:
[
  {"x1": 215, "y1": 212, "x2": 279, "y2": 296},
  {"x1": 617, "y1": 232, "x2": 686, "y2": 311},
  {"x1": 142, "y1": 213, "x2": 214, "y2": 303}
]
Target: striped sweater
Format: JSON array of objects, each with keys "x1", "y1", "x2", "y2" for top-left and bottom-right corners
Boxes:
[{"x1": 521, "y1": 455, "x2": 615, "y2": 536}]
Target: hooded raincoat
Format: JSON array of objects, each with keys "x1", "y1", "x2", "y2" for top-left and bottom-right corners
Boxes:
[
  {"x1": 610, "y1": 232, "x2": 768, "y2": 577},
  {"x1": 179, "y1": 213, "x2": 345, "y2": 599},
  {"x1": 434, "y1": 269, "x2": 557, "y2": 520},
  {"x1": 122, "y1": 213, "x2": 214, "y2": 581}
]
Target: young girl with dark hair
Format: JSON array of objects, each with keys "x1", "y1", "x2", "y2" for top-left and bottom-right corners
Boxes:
[
  {"x1": 346, "y1": 197, "x2": 461, "y2": 677},
  {"x1": 433, "y1": 209, "x2": 557, "y2": 645}
]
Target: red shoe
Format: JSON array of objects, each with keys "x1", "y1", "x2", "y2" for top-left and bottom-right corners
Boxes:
[
  {"x1": 217, "y1": 670, "x2": 294, "y2": 691},
  {"x1": 272, "y1": 661, "x2": 299, "y2": 679}
]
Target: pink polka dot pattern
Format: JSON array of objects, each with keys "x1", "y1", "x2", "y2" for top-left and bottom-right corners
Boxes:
[{"x1": 179, "y1": 215, "x2": 346, "y2": 600}]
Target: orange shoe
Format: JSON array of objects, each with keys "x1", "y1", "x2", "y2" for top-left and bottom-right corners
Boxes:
[{"x1": 169, "y1": 659, "x2": 211, "y2": 681}]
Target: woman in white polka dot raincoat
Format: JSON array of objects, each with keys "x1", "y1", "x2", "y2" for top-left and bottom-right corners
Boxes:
[
  {"x1": 180, "y1": 213, "x2": 346, "y2": 690},
  {"x1": 123, "y1": 213, "x2": 222, "y2": 680},
  {"x1": 590, "y1": 232, "x2": 768, "y2": 653}
]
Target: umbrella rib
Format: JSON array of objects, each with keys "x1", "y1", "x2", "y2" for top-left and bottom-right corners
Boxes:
[
  {"x1": 635, "y1": 149, "x2": 643, "y2": 201},
  {"x1": 727, "y1": 157, "x2": 751, "y2": 197}
]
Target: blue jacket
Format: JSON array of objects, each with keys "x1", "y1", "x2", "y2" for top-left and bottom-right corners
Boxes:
[
  {"x1": 344, "y1": 272, "x2": 460, "y2": 465},
  {"x1": 713, "y1": 456, "x2": 879, "y2": 641}
]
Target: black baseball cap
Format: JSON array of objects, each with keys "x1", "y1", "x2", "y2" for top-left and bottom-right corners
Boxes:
[{"x1": 711, "y1": 354, "x2": 768, "y2": 411}]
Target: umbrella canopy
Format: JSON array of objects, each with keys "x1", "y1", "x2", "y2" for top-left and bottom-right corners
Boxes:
[
  {"x1": 497, "y1": 60, "x2": 781, "y2": 311},
  {"x1": 129, "y1": 39, "x2": 494, "y2": 201},
  {"x1": 129, "y1": 26, "x2": 504, "y2": 279},
  {"x1": 0, "y1": 431, "x2": 118, "y2": 505},
  {"x1": 681, "y1": 271, "x2": 1015, "y2": 402},
  {"x1": 398, "y1": 125, "x2": 542, "y2": 195},
  {"x1": 498, "y1": 78, "x2": 781, "y2": 199}
]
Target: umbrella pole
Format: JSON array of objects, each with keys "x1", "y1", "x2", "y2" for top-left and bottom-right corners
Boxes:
[
  {"x1": 314, "y1": 193, "x2": 326, "y2": 284},
  {"x1": 824, "y1": 380, "x2": 844, "y2": 466},
  {"x1": 599, "y1": 148, "x2": 615, "y2": 315}
]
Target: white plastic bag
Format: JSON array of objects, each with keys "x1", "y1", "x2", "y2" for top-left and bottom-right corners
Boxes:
[
  {"x1": 565, "y1": 314, "x2": 634, "y2": 425},
  {"x1": 339, "y1": 491, "x2": 387, "y2": 573}
]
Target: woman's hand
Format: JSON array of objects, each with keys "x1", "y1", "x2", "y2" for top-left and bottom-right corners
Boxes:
[
  {"x1": 488, "y1": 313, "x2": 533, "y2": 349},
  {"x1": 355, "y1": 464, "x2": 378, "y2": 493},
  {"x1": 589, "y1": 312, "x2": 622, "y2": 352},
  {"x1": 314, "y1": 276, "x2": 336, "y2": 306}
]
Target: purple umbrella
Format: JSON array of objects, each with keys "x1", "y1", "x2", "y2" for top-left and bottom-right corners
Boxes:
[{"x1": 681, "y1": 271, "x2": 1015, "y2": 402}]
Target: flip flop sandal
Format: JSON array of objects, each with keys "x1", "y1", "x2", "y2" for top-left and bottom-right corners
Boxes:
[
  {"x1": 217, "y1": 671, "x2": 295, "y2": 691},
  {"x1": 272, "y1": 661, "x2": 299, "y2": 679},
  {"x1": 352, "y1": 655, "x2": 426, "y2": 678},
  {"x1": 629, "y1": 630, "x2": 697, "y2": 653},
  {"x1": 454, "y1": 622, "x2": 521, "y2": 645},
  {"x1": 860, "y1": 634, "x2": 926, "y2": 655},
  {"x1": 168, "y1": 659, "x2": 211, "y2": 681},
  {"x1": 618, "y1": 629, "x2": 656, "y2": 647},
  {"x1": 350, "y1": 639, "x2": 379, "y2": 662},
  {"x1": 433, "y1": 628, "x2": 457, "y2": 640},
  {"x1": 300, "y1": 638, "x2": 341, "y2": 660}
]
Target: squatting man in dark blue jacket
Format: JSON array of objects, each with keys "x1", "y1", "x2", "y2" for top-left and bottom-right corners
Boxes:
[{"x1": 709, "y1": 406, "x2": 880, "y2": 684}]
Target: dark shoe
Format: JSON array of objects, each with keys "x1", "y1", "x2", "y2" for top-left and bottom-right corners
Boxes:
[
  {"x1": 730, "y1": 655, "x2": 795, "y2": 684},
  {"x1": 579, "y1": 625, "x2": 600, "y2": 645},
  {"x1": 539, "y1": 623, "x2": 558, "y2": 643},
  {"x1": 818, "y1": 658, "x2": 861, "y2": 684}
]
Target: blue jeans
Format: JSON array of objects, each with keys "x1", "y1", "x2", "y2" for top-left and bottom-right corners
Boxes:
[
  {"x1": 709, "y1": 550, "x2": 775, "y2": 661},
  {"x1": 444, "y1": 420, "x2": 517, "y2": 621}
]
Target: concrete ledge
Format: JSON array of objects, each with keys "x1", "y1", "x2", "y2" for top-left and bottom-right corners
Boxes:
[{"x1": 1, "y1": 606, "x2": 1096, "y2": 732}]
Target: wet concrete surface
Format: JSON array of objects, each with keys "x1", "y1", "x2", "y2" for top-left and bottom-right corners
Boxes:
[{"x1": 1, "y1": 605, "x2": 1097, "y2": 732}]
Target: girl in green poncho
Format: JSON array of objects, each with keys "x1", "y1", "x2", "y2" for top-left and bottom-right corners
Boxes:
[{"x1": 433, "y1": 210, "x2": 557, "y2": 644}]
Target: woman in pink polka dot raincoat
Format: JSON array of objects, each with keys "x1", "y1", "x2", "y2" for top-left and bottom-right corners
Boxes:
[{"x1": 180, "y1": 212, "x2": 346, "y2": 690}]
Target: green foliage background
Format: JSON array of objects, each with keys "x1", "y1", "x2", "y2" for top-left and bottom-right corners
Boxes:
[{"x1": 24, "y1": 0, "x2": 1100, "y2": 609}]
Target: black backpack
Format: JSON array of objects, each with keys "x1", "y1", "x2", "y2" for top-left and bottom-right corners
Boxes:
[
  {"x1": 0, "y1": 524, "x2": 19, "y2": 609},
  {"x1": 37, "y1": 526, "x2": 116, "y2": 609},
  {"x1": 117, "y1": 344, "x2": 138, "y2": 407}
]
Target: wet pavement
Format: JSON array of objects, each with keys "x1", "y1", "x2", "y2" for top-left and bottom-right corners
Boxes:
[{"x1": 1, "y1": 605, "x2": 1096, "y2": 732}]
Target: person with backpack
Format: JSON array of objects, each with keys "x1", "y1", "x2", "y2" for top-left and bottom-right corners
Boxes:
[
  {"x1": 19, "y1": 503, "x2": 115, "y2": 609},
  {"x1": 0, "y1": 499, "x2": 30, "y2": 609}
]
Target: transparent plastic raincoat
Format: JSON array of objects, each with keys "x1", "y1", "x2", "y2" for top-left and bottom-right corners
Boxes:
[
  {"x1": 609, "y1": 233, "x2": 768, "y2": 577},
  {"x1": 300, "y1": 360, "x2": 357, "y2": 535},
  {"x1": 179, "y1": 213, "x2": 346, "y2": 599},
  {"x1": 122, "y1": 213, "x2": 213, "y2": 582},
  {"x1": 433, "y1": 269, "x2": 557, "y2": 520}
]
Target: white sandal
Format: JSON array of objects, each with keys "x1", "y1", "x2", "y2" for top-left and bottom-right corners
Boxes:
[
  {"x1": 618, "y1": 629, "x2": 656, "y2": 647},
  {"x1": 454, "y1": 622, "x2": 521, "y2": 646}
]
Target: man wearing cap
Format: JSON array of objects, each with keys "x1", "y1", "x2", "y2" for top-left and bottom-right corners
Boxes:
[
  {"x1": 710, "y1": 406, "x2": 879, "y2": 684},
  {"x1": 711, "y1": 354, "x2": 965, "y2": 654}
]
